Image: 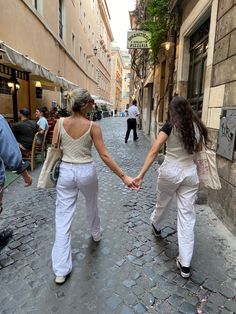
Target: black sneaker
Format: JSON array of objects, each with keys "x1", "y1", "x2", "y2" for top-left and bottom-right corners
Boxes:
[
  {"x1": 125, "y1": 140, "x2": 127, "y2": 143},
  {"x1": 0, "y1": 229, "x2": 13, "y2": 250},
  {"x1": 176, "y1": 257, "x2": 190, "y2": 278},
  {"x1": 152, "y1": 224, "x2": 161, "y2": 237},
  {"x1": 134, "y1": 137, "x2": 139, "y2": 141}
]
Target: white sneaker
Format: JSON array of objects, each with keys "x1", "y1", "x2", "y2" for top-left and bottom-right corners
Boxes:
[
  {"x1": 92, "y1": 229, "x2": 103, "y2": 242},
  {"x1": 55, "y1": 276, "x2": 66, "y2": 284}
]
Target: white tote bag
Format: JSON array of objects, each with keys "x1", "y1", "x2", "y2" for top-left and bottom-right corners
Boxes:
[
  {"x1": 194, "y1": 143, "x2": 221, "y2": 190},
  {"x1": 37, "y1": 118, "x2": 63, "y2": 189}
]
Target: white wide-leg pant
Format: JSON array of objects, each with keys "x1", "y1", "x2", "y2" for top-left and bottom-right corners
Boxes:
[
  {"x1": 150, "y1": 160, "x2": 199, "y2": 267},
  {"x1": 52, "y1": 162, "x2": 100, "y2": 276}
]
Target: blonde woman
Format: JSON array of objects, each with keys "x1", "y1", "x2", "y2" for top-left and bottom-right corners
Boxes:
[{"x1": 51, "y1": 88, "x2": 134, "y2": 284}]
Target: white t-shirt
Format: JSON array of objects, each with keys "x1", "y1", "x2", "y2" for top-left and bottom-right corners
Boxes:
[
  {"x1": 161, "y1": 122, "x2": 200, "y2": 164},
  {"x1": 128, "y1": 105, "x2": 139, "y2": 119},
  {"x1": 36, "y1": 116, "x2": 49, "y2": 144},
  {"x1": 37, "y1": 116, "x2": 48, "y2": 131}
]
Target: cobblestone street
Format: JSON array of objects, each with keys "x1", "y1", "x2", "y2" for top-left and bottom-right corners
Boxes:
[{"x1": 0, "y1": 117, "x2": 236, "y2": 314}]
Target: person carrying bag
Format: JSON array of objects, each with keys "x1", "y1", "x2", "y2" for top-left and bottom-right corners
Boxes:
[
  {"x1": 194, "y1": 139, "x2": 221, "y2": 190},
  {"x1": 37, "y1": 118, "x2": 63, "y2": 189}
]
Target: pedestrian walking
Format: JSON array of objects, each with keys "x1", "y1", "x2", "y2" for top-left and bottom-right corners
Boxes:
[
  {"x1": 51, "y1": 88, "x2": 134, "y2": 284},
  {"x1": 125, "y1": 99, "x2": 139, "y2": 143},
  {"x1": 133, "y1": 96, "x2": 208, "y2": 278},
  {"x1": 0, "y1": 115, "x2": 32, "y2": 250}
]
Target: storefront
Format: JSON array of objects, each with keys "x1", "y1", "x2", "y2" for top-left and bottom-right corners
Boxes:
[{"x1": 0, "y1": 42, "x2": 78, "y2": 122}]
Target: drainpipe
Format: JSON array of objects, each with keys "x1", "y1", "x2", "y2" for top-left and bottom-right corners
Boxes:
[
  {"x1": 168, "y1": 29, "x2": 177, "y2": 103},
  {"x1": 27, "y1": 73, "x2": 31, "y2": 118}
]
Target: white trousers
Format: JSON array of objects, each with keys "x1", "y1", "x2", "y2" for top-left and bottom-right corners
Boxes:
[
  {"x1": 150, "y1": 160, "x2": 199, "y2": 267},
  {"x1": 52, "y1": 162, "x2": 100, "y2": 276}
]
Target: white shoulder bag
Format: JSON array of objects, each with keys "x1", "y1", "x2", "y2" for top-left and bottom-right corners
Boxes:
[{"x1": 37, "y1": 118, "x2": 63, "y2": 189}]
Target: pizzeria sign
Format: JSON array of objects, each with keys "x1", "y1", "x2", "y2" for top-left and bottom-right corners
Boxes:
[{"x1": 127, "y1": 31, "x2": 151, "y2": 49}]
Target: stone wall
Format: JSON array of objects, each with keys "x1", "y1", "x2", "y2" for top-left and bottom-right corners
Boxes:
[{"x1": 209, "y1": 0, "x2": 236, "y2": 235}]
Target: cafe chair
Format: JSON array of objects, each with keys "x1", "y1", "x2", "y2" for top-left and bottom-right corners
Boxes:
[{"x1": 22, "y1": 130, "x2": 48, "y2": 171}]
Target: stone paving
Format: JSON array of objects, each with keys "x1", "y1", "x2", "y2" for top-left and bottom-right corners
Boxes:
[{"x1": 0, "y1": 117, "x2": 236, "y2": 314}]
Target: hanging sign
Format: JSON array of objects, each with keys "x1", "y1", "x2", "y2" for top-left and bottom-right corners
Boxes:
[{"x1": 127, "y1": 31, "x2": 151, "y2": 49}]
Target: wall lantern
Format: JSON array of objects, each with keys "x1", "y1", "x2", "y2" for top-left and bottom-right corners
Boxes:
[
  {"x1": 35, "y1": 81, "x2": 42, "y2": 88},
  {"x1": 8, "y1": 80, "x2": 20, "y2": 90},
  {"x1": 161, "y1": 41, "x2": 175, "y2": 51},
  {"x1": 93, "y1": 46, "x2": 98, "y2": 56},
  {"x1": 7, "y1": 82, "x2": 14, "y2": 88},
  {"x1": 87, "y1": 47, "x2": 98, "y2": 59}
]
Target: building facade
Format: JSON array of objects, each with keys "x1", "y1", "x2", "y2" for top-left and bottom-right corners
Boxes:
[
  {"x1": 110, "y1": 45, "x2": 123, "y2": 113},
  {"x1": 0, "y1": 0, "x2": 113, "y2": 121},
  {"x1": 170, "y1": 0, "x2": 236, "y2": 235},
  {"x1": 121, "y1": 51, "x2": 131, "y2": 112}
]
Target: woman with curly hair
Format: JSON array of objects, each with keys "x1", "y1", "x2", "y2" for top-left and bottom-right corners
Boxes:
[
  {"x1": 134, "y1": 96, "x2": 208, "y2": 278},
  {"x1": 51, "y1": 88, "x2": 134, "y2": 284}
]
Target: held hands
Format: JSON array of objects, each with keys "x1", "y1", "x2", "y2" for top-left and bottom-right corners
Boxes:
[
  {"x1": 122, "y1": 175, "x2": 142, "y2": 190},
  {"x1": 122, "y1": 175, "x2": 136, "y2": 189},
  {"x1": 132, "y1": 176, "x2": 143, "y2": 191}
]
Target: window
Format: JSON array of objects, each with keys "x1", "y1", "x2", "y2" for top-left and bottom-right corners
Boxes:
[
  {"x1": 188, "y1": 18, "x2": 210, "y2": 116},
  {"x1": 33, "y1": 0, "x2": 43, "y2": 14},
  {"x1": 84, "y1": 12, "x2": 86, "y2": 26},
  {"x1": 34, "y1": 0, "x2": 38, "y2": 10},
  {"x1": 79, "y1": 2, "x2": 83, "y2": 21},
  {"x1": 90, "y1": 0, "x2": 95, "y2": 9},
  {"x1": 80, "y1": 47, "x2": 82, "y2": 63},
  {"x1": 88, "y1": 24, "x2": 91, "y2": 40},
  {"x1": 0, "y1": 77, "x2": 11, "y2": 95},
  {"x1": 59, "y1": 0, "x2": 63, "y2": 39},
  {"x1": 72, "y1": 33, "x2": 75, "y2": 55}
]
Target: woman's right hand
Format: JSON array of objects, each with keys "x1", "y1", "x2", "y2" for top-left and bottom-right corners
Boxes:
[{"x1": 122, "y1": 175, "x2": 137, "y2": 189}]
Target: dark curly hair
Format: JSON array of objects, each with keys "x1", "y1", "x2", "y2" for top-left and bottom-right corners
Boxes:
[{"x1": 168, "y1": 96, "x2": 208, "y2": 154}]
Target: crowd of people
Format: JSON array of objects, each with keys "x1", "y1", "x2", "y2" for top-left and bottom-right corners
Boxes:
[{"x1": 0, "y1": 90, "x2": 208, "y2": 285}]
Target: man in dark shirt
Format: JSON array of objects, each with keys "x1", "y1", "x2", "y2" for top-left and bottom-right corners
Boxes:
[{"x1": 11, "y1": 108, "x2": 38, "y2": 151}]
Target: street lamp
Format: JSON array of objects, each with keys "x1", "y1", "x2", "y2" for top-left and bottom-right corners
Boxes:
[
  {"x1": 87, "y1": 47, "x2": 98, "y2": 59},
  {"x1": 93, "y1": 47, "x2": 98, "y2": 55}
]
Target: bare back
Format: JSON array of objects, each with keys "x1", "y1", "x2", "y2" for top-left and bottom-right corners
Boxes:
[{"x1": 62, "y1": 116, "x2": 91, "y2": 140}]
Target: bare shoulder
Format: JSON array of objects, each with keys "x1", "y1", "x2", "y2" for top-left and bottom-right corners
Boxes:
[
  {"x1": 91, "y1": 121, "x2": 102, "y2": 138},
  {"x1": 91, "y1": 121, "x2": 101, "y2": 131}
]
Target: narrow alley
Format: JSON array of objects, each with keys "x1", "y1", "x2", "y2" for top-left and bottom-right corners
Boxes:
[{"x1": 0, "y1": 117, "x2": 236, "y2": 314}]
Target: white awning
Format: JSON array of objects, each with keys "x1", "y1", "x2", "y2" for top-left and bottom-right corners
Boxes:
[
  {"x1": 0, "y1": 41, "x2": 79, "y2": 90},
  {"x1": 95, "y1": 98, "x2": 113, "y2": 106}
]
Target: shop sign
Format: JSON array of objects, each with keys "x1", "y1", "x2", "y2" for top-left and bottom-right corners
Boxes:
[{"x1": 127, "y1": 31, "x2": 151, "y2": 49}]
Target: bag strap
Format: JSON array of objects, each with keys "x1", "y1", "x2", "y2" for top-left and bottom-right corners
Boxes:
[
  {"x1": 88, "y1": 121, "x2": 93, "y2": 133},
  {"x1": 55, "y1": 118, "x2": 64, "y2": 148}
]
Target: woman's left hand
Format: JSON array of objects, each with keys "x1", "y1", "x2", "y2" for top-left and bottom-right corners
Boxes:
[{"x1": 132, "y1": 177, "x2": 143, "y2": 190}]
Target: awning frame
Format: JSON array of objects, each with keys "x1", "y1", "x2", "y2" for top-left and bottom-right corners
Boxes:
[{"x1": 0, "y1": 41, "x2": 79, "y2": 90}]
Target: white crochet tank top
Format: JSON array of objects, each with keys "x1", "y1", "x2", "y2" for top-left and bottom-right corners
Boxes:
[{"x1": 61, "y1": 121, "x2": 93, "y2": 163}]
